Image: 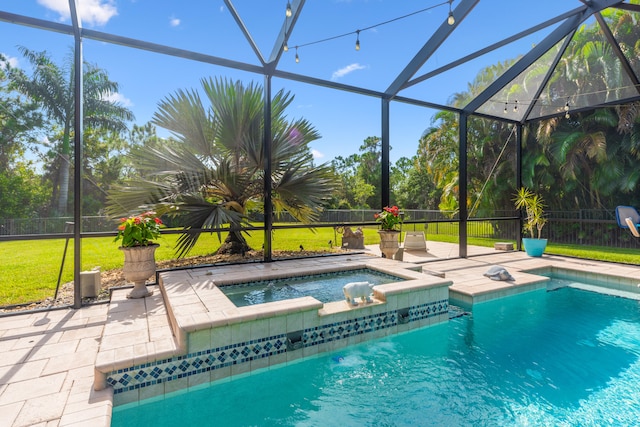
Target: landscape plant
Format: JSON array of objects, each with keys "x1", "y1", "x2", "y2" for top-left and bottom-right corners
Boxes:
[
  {"x1": 107, "y1": 77, "x2": 337, "y2": 257},
  {"x1": 513, "y1": 187, "x2": 547, "y2": 239},
  {"x1": 374, "y1": 206, "x2": 402, "y2": 231},
  {"x1": 114, "y1": 211, "x2": 163, "y2": 247}
]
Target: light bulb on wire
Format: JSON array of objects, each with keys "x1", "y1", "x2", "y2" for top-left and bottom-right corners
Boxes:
[
  {"x1": 513, "y1": 100, "x2": 518, "y2": 113},
  {"x1": 355, "y1": 30, "x2": 361, "y2": 51},
  {"x1": 283, "y1": 41, "x2": 288, "y2": 52},
  {"x1": 447, "y1": 0, "x2": 455, "y2": 25},
  {"x1": 286, "y1": 1, "x2": 292, "y2": 18},
  {"x1": 504, "y1": 102, "x2": 508, "y2": 114},
  {"x1": 295, "y1": 47, "x2": 299, "y2": 63}
]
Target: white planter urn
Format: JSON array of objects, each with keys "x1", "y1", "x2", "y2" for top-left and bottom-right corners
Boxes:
[
  {"x1": 120, "y1": 244, "x2": 158, "y2": 298},
  {"x1": 378, "y1": 230, "x2": 400, "y2": 259}
]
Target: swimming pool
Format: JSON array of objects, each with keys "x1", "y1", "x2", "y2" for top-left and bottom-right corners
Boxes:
[
  {"x1": 220, "y1": 268, "x2": 405, "y2": 306},
  {"x1": 112, "y1": 281, "x2": 640, "y2": 426}
]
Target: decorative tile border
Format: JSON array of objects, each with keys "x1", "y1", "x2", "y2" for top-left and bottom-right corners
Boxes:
[
  {"x1": 107, "y1": 333, "x2": 288, "y2": 394},
  {"x1": 107, "y1": 299, "x2": 449, "y2": 396}
]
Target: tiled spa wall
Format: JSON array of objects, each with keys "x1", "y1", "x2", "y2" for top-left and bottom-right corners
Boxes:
[{"x1": 107, "y1": 282, "x2": 450, "y2": 406}]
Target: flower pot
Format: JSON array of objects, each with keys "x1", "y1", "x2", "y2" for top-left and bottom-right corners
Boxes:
[
  {"x1": 120, "y1": 244, "x2": 158, "y2": 298},
  {"x1": 522, "y1": 238, "x2": 547, "y2": 257},
  {"x1": 378, "y1": 230, "x2": 400, "y2": 259}
]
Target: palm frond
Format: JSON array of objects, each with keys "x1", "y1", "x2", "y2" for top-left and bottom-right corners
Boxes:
[{"x1": 173, "y1": 195, "x2": 247, "y2": 257}]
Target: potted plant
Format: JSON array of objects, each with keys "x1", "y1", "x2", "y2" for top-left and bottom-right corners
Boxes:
[
  {"x1": 513, "y1": 187, "x2": 547, "y2": 257},
  {"x1": 374, "y1": 205, "x2": 403, "y2": 259},
  {"x1": 114, "y1": 211, "x2": 163, "y2": 298}
]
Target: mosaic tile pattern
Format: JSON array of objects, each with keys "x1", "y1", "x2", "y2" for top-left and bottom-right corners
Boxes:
[
  {"x1": 107, "y1": 333, "x2": 288, "y2": 394},
  {"x1": 302, "y1": 299, "x2": 448, "y2": 347},
  {"x1": 107, "y1": 299, "x2": 449, "y2": 395}
]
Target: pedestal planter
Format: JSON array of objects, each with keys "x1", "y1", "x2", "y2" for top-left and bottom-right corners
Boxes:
[
  {"x1": 120, "y1": 245, "x2": 158, "y2": 298},
  {"x1": 378, "y1": 230, "x2": 400, "y2": 259}
]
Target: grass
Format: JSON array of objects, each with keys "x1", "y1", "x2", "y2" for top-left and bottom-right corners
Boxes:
[
  {"x1": 2, "y1": 223, "x2": 639, "y2": 306},
  {"x1": 0, "y1": 226, "x2": 377, "y2": 306}
]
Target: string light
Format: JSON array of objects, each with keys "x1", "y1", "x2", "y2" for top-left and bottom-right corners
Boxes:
[
  {"x1": 448, "y1": 0, "x2": 455, "y2": 25},
  {"x1": 283, "y1": 41, "x2": 288, "y2": 52},
  {"x1": 513, "y1": 99, "x2": 518, "y2": 113},
  {"x1": 492, "y1": 83, "x2": 638, "y2": 119},
  {"x1": 295, "y1": 47, "x2": 300, "y2": 63},
  {"x1": 285, "y1": 1, "x2": 451, "y2": 63}
]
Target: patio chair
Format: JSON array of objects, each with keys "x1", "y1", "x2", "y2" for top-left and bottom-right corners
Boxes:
[{"x1": 615, "y1": 205, "x2": 640, "y2": 237}]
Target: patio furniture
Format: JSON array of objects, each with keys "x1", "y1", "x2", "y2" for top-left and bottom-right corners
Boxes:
[
  {"x1": 615, "y1": 205, "x2": 640, "y2": 237},
  {"x1": 403, "y1": 231, "x2": 427, "y2": 252}
]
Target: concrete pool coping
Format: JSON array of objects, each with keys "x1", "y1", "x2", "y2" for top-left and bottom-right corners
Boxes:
[
  {"x1": 94, "y1": 254, "x2": 453, "y2": 392},
  {"x1": 3, "y1": 243, "x2": 640, "y2": 426}
]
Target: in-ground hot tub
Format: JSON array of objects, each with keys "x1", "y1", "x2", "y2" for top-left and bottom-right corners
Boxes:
[
  {"x1": 99, "y1": 254, "x2": 453, "y2": 405},
  {"x1": 220, "y1": 268, "x2": 406, "y2": 306}
]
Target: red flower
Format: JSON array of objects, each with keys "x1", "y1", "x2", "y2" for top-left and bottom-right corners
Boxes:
[
  {"x1": 374, "y1": 206, "x2": 403, "y2": 230},
  {"x1": 114, "y1": 211, "x2": 163, "y2": 247}
]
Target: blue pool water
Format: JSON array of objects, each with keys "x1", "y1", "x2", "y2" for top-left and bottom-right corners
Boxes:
[
  {"x1": 220, "y1": 268, "x2": 404, "y2": 306},
  {"x1": 113, "y1": 283, "x2": 640, "y2": 426}
]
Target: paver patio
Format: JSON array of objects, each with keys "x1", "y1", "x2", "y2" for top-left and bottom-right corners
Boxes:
[{"x1": 1, "y1": 242, "x2": 639, "y2": 426}]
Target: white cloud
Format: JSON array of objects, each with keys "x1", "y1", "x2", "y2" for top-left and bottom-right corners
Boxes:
[
  {"x1": 103, "y1": 92, "x2": 133, "y2": 107},
  {"x1": 311, "y1": 149, "x2": 324, "y2": 159},
  {"x1": 37, "y1": 0, "x2": 118, "y2": 26},
  {"x1": 7, "y1": 56, "x2": 19, "y2": 68},
  {"x1": 331, "y1": 63, "x2": 366, "y2": 81},
  {"x1": 0, "y1": 53, "x2": 19, "y2": 69},
  {"x1": 169, "y1": 16, "x2": 181, "y2": 27}
]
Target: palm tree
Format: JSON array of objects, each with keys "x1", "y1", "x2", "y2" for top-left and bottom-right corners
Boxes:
[
  {"x1": 107, "y1": 77, "x2": 337, "y2": 257},
  {"x1": 13, "y1": 47, "x2": 134, "y2": 215}
]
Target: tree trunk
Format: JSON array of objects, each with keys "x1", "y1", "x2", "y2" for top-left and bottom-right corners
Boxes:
[
  {"x1": 57, "y1": 126, "x2": 72, "y2": 217},
  {"x1": 57, "y1": 152, "x2": 70, "y2": 216},
  {"x1": 216, "y1": 231, "x2": 252, "y2": 255}
]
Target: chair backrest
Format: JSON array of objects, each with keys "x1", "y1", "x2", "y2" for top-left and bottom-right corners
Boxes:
[
  {"x1": 625, "y1": 217, "x2": 640, "y2": 237},
  {"x1": 615, "y1": 205, "x2": 640, "y2": 228}
]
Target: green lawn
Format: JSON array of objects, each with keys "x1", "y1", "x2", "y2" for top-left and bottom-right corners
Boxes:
[
  {"x1": 1, "y1": 224, "x2": 639, "y2": 306},
  {"x1": 0, "y1": 226, "x2": 380, "y2": 306}
]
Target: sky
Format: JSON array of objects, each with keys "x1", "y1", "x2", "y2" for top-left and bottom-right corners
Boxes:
[{"x1": 0, "y1": 0, "x2": 583, "y2": 164}]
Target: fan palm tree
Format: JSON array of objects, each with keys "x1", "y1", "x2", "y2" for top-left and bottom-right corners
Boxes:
[
  {"x1": 13, "y1": 47, "x2": 134, "y2": 216},
  {"x1": 107, "y1": 77, "x2": 337, "y2": 257}
]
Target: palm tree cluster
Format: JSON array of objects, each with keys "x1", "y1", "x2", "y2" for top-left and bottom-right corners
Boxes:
[
  {"x1": 107, "y1": 78, "x2": 337, "y2": 257},
  {"x1": 417, "y1": 8, "x2": 640, "y2": 216},
  {"x1": 13, "y1": 47, "x2": 134, "y2": 216}
]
